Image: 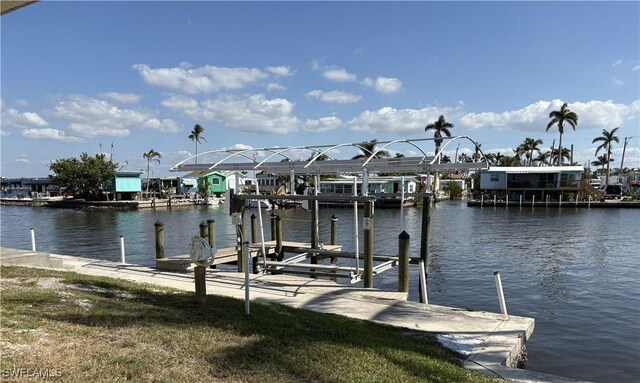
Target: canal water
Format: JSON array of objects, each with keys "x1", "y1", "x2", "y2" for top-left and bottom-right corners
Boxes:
[{"x1": 1, "y1": 201, "x2": 638, "y2": 382}]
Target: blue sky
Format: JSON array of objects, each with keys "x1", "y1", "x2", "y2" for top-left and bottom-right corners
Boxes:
[{"x1": 1, "y1": 0, "x2": 639, "y2": 178}]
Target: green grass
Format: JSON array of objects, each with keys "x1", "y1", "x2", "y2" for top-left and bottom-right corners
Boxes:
[{"x1": 0, "y1": 266, "x2": 502, "y2": 382}]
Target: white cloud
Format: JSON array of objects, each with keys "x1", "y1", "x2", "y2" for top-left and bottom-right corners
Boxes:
[
  {"x1": 361, "y1": 76, "x2": 403, "y2": 94},
  {"x1": 142, "y1": 118, "x2": 182, "y2": 133},
  {"x1": 1, "y1": 107, "x2": 49, "y2": 129},
  {"x1": 633, "y1": 65, "x2": 640, "y2": 71},
  {"x1": 266, "y1": 83, "x2": 286, "y2": 91},
  {"x1": 310, "y1": 57, "x2": 326, "y2": 71},
  {"x1": 265, "y1": 66, "x2": 294, "y2": 77},
  {"x1": 22, "y1": 128, "x2": 82, "y2": 142},
  {"x1": 458, "y1": 99, "x2": 640, "y2": 133},
  {"x1": 323, "y1": 68, "x2": 357, "y2": 82},
  {"x1": 611, "y1": 77, "x2": 624, "y2": 86},
  {"x1": 196, "y1": 94, "x2": 300, "y2": 134},
  {"x1": 303, "y1": 116, "x2": 343, "y2": 132},
  {"x1": 347, "y1": 105, "x2": 462, "y2": 134},
  {"x1": 99, "y1": 92, "x2": 142, "y2": 104},
  {"x1": 306, "y1": 90, "x2": 362, "y2": 104},
  {"x1": 53, "y1": 95, "x2": 179, "y2": 137},
  {"x1": 133, "y1": 63, "x2": 269, "y2": 94},
  {"x1": 1, "y1": 129, "x2": 11, "y2": 136},
  {"x1": 161, "y1": 95, "x2": 199, "y2": 110},
  {"x1": 611, "y1": 59, "x2": 623, "y2": 67}
]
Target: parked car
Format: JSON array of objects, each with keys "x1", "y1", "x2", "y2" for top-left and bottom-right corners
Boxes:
[{"x1": 603, "y1": 184, "x2": 623, "y2": 199}]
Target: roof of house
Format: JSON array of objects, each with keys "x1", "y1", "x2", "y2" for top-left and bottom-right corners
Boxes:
[{"x1": 484, "y1": 166, "x2": 584, "y2": 174}]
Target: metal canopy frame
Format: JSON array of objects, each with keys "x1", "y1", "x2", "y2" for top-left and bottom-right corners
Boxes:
[{"x1": 170, "y1": 136, "x2": 489, "y2": 175}]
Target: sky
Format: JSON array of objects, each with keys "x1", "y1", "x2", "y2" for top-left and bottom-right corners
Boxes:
[{"x1": 1, "y1": 0, "x2": 639, "y2": 178}]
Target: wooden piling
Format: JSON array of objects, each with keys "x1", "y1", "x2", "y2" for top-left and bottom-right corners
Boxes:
[
  {"x1": 199, "y1": 221, "x2": 208, "y2": 239},
  {"x1": 194, "y1": 265, "x2": 206, "y2": 304},
  {"x1": 250, "y1": 214, "x2": 257, "y2": 243},
  {"x1": 398, "y1": 230, "x2": 410, "y2": 293},
  {"x1": 154, "y1": 220, "x2": 164, "y2": 259},
  {"x1": 364, "y1": 200, "x2": 374, "y2": 288},
  {"x1": 207, "y1": 219, "x2": 216, "y2": 247},
  {"x1": 419, "y1": 196, "x2": 431, "y2": 303},
  {"x1": 270, "y1": 212, "x2": 277, "y2": 241},
  {"x1": 275, "y1": 215, "x2": 284, "y2": 262}
]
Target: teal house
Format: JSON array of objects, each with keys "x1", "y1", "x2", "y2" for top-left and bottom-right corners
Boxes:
[{"x1": 111, "y1": 171, "x2": 142, "y2": 200}]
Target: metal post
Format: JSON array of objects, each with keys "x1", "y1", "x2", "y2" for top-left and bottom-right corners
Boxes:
[
  {"x1": 353, "y1": 177, "x2": 360, "y2": 274},
  {"x1": 588, "y1": 195, "x2": 591, "y2": 208},
  {"x1": 270, "y1": 212, "x2": 277, "y2": 241},
  {"x1": 30, "y1": 228, "x2": 36, "y2": 252},
  {"x1": 400, "y1": 176, "x2": 405, "y2": 231},
  {"x1": 519, "y1": 194, "x2": 522, "y2": 207},
  {"x1": 276, "y1": 215, "x2": 283, "y2": 262},
  {"x1": 493, "y1": 194, "x2": 497, "y2": 206},
  {"x1": 312, "y1": 174, "x2": 320, "y2": 249},
  {"x1": 207, "y1": 219, "x2": 216, "y2": 248},
  {"x1": 481, "y1": 194, "x2": 484, "y2": 207},
  {"x1": 119, "y1": 235, "x2": 126, "y2": 264},
  {"x1": 244, "y1": 240, "x2": 250, "y2": 315},
  {"x1": 532, "y1": 194, "x2": 535, "y2": 207},
  {"x1": 363, "y1": 200, "x2": 374, "y2": 288},
  {"x1": 154, "y1": 220, "x2": 164, "y2": 259},
  {"x1": 559, "y1": 194, "x2": 563, "y2": 207},
  {"x1": 419, "y1": 196, "x2": 431, "y2": 303},
  {"x1": 494, "y1": 271, "x2": 508, "y2": 315},
  {"x1": 398, "y1": 231, "x2": 410, "y2": 293},
  {"x1": 290, "y1": 169, "x2": 296, "y2": 196}
]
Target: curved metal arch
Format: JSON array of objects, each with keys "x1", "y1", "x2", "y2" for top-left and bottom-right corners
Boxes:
[
  {"x1": 170, "y1": 148, "x2": 232, "y2": 171},
  {"x1": 212, "y1": 148, "x2": 264, "y2": 168},
  {"x1": 432, "y1": 135, "x2": 487, "y2": 165},
  {"x1": 254, "y1": 146, "x2": 319, "y2": 169},
  {"x1": 362, "y1": 139, "x2": 429, "y2": 166},
  {"x1": 304, "y1": 142, "x2": 370, "y2": 168}
]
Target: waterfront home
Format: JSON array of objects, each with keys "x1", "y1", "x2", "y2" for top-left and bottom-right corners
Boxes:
[
  {"x1": 1, "y1": 177, "x2": 61, "y2": 198},
  {"x1": 160, "y1": 176, "x2": 198, "y2": 196},
  {"x1": 184, "y1": 170, "x2": 250, "y2": 198},
  {"x1": 108, "y1": 171, "x2": 142, "y2": 201},
  {"x1": 479, "y1": 166, "x2": 584, "y2": 202}
]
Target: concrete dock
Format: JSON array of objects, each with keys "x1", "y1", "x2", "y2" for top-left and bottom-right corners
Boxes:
[{"x1": 0, "y1": 247, "x2": 589, "y2": 382}]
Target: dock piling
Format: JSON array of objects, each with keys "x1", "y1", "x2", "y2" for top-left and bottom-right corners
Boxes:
[
  {"x1": 270, "y1": 213, "x2": 277, "y2": 241},
  {"x1": 329, "y1": 215, "x2": 338, "y2": 281},
  {"x1": 275, "y1": 215, "x2": 283, "y2": 262},
  {"x1": 199, "y1": 221, "x2": 208, "y2": 240},
  {"x1": 30, "y1": 228, "x2": 36, "y2": 252},
  {"x1": 154, "y1": 220, "x2": 164, "y2": 259},
  {"x1": 207, "y1": 219, "x2": 216, "y2": 248},
  {"x1": 194, "y1": 265, "x2": 206, "y2": 305},
  {"x1": 250, "y1": 214, "x2": 257, "y2": 243},
  {"x1": 419, "y1": 196, "x2": 431, "y2": 303},
  {"x1": 364, "y1": 200, "x2": 374, "y2": 288},
  {"x1": 494, "y1": 271, "x2": 508, "y2": 316},
  {"x1": 398, "y1": 231, "x2": 410, "y2": 293},
  {"x1": 119, "y1": 235, "x2": 126, "y2": 264}
]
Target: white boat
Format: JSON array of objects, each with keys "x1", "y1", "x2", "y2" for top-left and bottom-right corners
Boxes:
[{"x1": 199, "y1": 197, "x2": 224, "y2": 206}]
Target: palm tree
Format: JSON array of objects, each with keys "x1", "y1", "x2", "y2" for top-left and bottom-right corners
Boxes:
[
  {"x1": 351, "y1": 139, "x2": 390, "y2": 160},
  {"x1": 551, "y1": 147, "x2": 571, "y2": 166},
  {"x1": 143, "y1": 149, "x2": 162, "y2": 195},
  {"x1": 472, "y1": 143, "x2": 482, "y2": 162},
  {"x1": 591, "y1": 154, "x2": 611, "y2": 175},
  {"x1": 188, "y1": 124, "x2": 206, "y2": 164},
  {"x1": 546, "y1": 103, "x2": 578, "y2": 166},
  {"x1": 425, "y1": 115, "x2": 454, "y2": 156},
  {"x1": 516, "y1": 138, "x2": 544, "y2": 166},
  {"x1": 592, "y1": 127, "x2": 620, "y2": 185},
  {"x1": 535, "y1": 150, "x2": 552, "y2": 166}
]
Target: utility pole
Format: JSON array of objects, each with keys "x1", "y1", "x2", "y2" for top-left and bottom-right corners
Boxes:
[{"x1": 619, "y1": 137, "x2": 635, "y2": 184}]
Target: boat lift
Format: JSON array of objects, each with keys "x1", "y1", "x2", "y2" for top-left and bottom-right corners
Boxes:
[{"x1": 171, "y1": 136, "x2": 489, "y2": 300}]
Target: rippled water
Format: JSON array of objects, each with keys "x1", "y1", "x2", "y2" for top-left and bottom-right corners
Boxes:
[{"x1": 1, "y1": 202, "x2": 639, "y2": 382}]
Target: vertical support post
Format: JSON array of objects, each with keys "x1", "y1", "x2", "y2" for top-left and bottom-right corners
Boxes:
[
  {"x1": 398, "y1": 231, "x2": 410, "y2": 293},
  {"x1": 493, "y1": 194, "x2": 497, "y2": 206},
  {"x1": 275, "y1": 215, "x2": 284, "y2": 262},
  {"x1": 270, "y1": 212, "x2": 277, "y2": 241},
  {"x1": 312, "y1": 174, "x2": 320, "y2": 249},
  {"x1": 532, "y1": 194, "x2": 535, "y2": 207},
  {"x1": 250, "y1": 214, "x2": 257, "y2": 243},
  {"x1": 400, "y1": 176, "x2": 405, "y2": 230},
  {"x1": 353, "y1": 177, "x2": 360, "y2": 274},
  {"x1": 419, "y1": 196, "x2": 431, "y2": 303},
  {"x1": 481, "y1": 194, "x2": 484, "y2": 207},
  {"x1": 290, "y1": 169, "x2": 296, "y2": 196},
  {"x1": 207, "y1": 219, "x2": 216, "y2": 248},
  {"x1": 154, "y1": 220, "x2": 164, "y2": 259},
  {"x1": 329, "y1": 215, "x2": 338, "y2": 281},
  {"x1": 30, "y1": 228, "x2": 36, "y2": 252},
  {"x1": 494, "y1": 271, "x2": 508, "y2": 316},
  {"x1": 195, "y1": 265, "x2": 206, "y2": 305},
  {"x1": 120, "y1": 235, "x2": 126, "y2": 264},
  {"x1": 519, "y1": 194, "x2": 522, "y2": 207},
  {"x1": 244, "y1": 240, "x2": 250, "y2": 315},
  {"x1": 419, "y1": 260, "x2": 428, "y2": 304},
  {"x1": 588, "y1": 195, "x2": 591, "y2": 208},
  {"x1": 559, "y1": 194, "x2": 563, "y2": 207},
  {"x1": 363, "y1": 200, "x2": 374, "y2": 288},
  {"x1": 199, "y1": 221, "x2": 208, "y2": 239},
  {"x1": 235, "y1": 200, "x2": 246, "y2": 273}
]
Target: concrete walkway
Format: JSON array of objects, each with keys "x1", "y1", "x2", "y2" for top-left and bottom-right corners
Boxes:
[{"x1": 0, "y1": 247, "x2": 589, "y2": 382}]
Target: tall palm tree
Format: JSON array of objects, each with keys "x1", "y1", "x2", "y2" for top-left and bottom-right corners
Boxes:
[
  {"x1": 516, "y1": 138, "x2": 544, "y2": 166},
  {"x1": 535, "y1": 150, "x2": 552, "y2": 166},
  {"x1": 143, "y1": 149, "x2": 162, "y2": 195},
  {"x1": 591, "y1": 154, "x2": 611, "y2": 175},
  {"x1": 188, "y1": 123, "x2": 206, "y2": 164},
  {"x1": 551, "y1": 147, "x2": 571, "y2": 166},
  {"x1": 546, "y1": 103, "x2": 578, "y2": 166},
  {"x1": 351, "y1": 139, "x2": 390, "y2": 160},
  {"x1": 592, "y1": 127, "x2": 619, "y2": 185},
  {"x1": 425, "y1": 115, "x2": 454, "y2": 156}
]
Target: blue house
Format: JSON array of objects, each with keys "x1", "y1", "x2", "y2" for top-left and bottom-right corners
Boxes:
[{"x1": 111, "y1": 171, "x2": 142, "y2": 200}]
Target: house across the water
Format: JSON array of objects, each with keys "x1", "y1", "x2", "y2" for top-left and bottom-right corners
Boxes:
[{"x1": 479, "y1": 166, "x2": 584, "y2": 201}]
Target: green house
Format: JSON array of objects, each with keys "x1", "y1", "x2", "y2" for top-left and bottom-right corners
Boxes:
[{"x1": 186, "y1": 171, "x2": 227, "y2": 197}]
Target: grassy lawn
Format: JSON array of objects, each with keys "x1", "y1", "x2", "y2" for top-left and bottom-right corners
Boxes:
[{"x1": 0, "y1": 266, "x2": 502, "y2": 382}]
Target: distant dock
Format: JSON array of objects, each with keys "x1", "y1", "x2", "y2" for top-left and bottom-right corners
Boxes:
[{"x1": 467, "y1": 199, "x2": 640, "y2": 209}]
